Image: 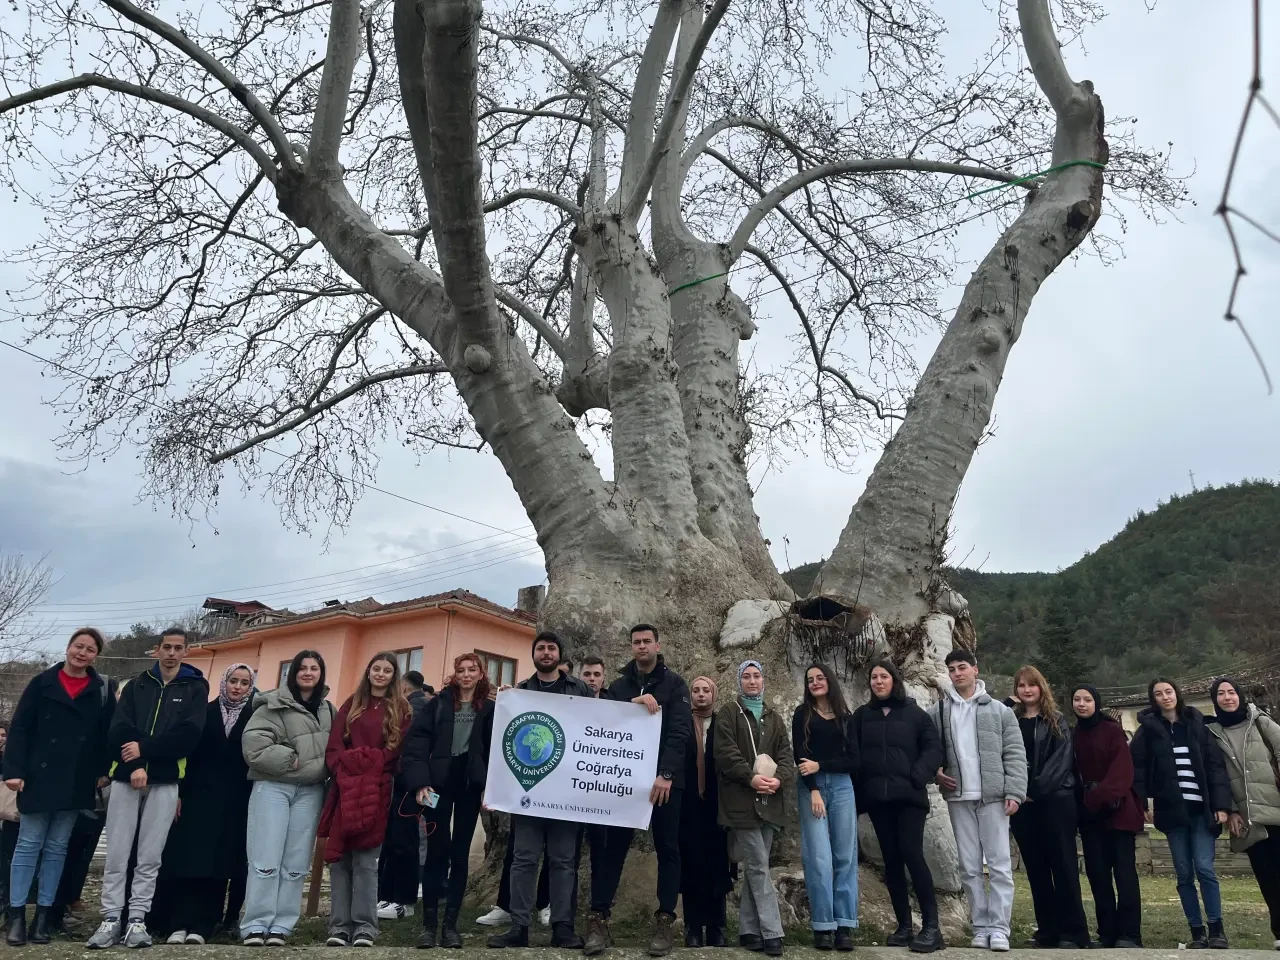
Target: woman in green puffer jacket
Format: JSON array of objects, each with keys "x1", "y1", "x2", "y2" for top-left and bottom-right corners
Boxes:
[{"x1": 1206, "y1": 677, "x2": 1280, "y2": 949}]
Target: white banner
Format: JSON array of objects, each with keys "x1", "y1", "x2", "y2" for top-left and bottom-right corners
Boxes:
[{"x1": 485, "y1": 688, "x2": 662, "y2": 829}]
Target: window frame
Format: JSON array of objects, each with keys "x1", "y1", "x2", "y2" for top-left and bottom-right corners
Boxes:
[
  {"x1": 278, "y1": 660, "x2": 290, "y2": 689},
  {"x1": 392, "y1": 647, "x2": 424, "y2": 677},
  {"x1": 477, "y1": 649, "x2": 518, "y2": 689}
]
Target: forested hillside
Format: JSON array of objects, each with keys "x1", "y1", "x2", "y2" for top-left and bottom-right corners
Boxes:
[{"x1": 785, "y1": 481, "x2": 1280, "y2": 686}]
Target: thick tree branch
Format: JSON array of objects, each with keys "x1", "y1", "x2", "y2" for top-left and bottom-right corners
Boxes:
[
  {"x1": 98, "y1": 0, "x2": 297, "y2": 171},
  {"x1": 1018, "y1": 0, "x2": 1082, "y2": 116},
  {"x1": 0, "y1": 74, "x2": 277, "y2": 178},
  {"x1": 728, "y1": 159, "x2": 1024, "y2": 260},
  {"x1": 487, "y1": 187, "x2": 582, "y2": 220},
  {"x1": 210, "y1": 362, "x2": 448, "y2": 462},
  {"x1": 622, "y1": 0, "x2": 731, "y2": 221},
  {"x1": 495, "y1": 288, "x2": 571, "y2": 360},
  {"x1": 678, "y1": 115, "x2": 815, "y2": 189},
  {"x1": 617, "y1": 0, "x2": 682, "y2": 202},
  {"x1": 309, "y1": 0, "x2": 363, "y2": 175}
]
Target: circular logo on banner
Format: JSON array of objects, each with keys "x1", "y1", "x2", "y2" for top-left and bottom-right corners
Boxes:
[{"x1": 503, "y1": 711, "x2": 566, "y2": 792}]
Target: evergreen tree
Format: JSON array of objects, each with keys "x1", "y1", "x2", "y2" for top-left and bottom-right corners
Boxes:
[{"x1": 1037, "y1": 595, "x2": 1090, "y2": 696}]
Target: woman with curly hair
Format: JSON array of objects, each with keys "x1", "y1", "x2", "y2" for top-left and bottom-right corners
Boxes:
[
  {"x1": 1009, "y1": 666, "x2": 1088, "y2": 948},
  {"x1": 401, "y1": 652, "x2": 495, "y2": 948},
  {"x1": 320, "y1": 653, "x2": 412, "y2": 948}
]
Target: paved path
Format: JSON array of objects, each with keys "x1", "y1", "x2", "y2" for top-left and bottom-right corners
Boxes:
[{"x1": 15, "y1": 947, "x2": 1280, "y2": 958}]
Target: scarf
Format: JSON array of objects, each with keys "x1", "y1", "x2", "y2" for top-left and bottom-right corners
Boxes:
[
  {"x1": 218, "y1": 663, "x2": 256, "y2": 735},
  {"x1": 1071, "y1": 683, "x2": 1106, "y2": 731},
  {"x1": 1211, "y1": 677, "x2": 1249, "y2": 728},
  {"x1": 738, "y1": 660, "x2": 764, "y2": 720},
  {"x1": 690, "y1": 676, "x2": 717, "y2": 798}
]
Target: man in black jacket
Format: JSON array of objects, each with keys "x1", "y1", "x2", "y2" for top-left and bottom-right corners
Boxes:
[
  {"x1": 87, "y1": 629, "x2": 207, "y2": 951},
  {"x1": 488, "y1": 632, "x2": 592, "y2": 951},
  {"x1": 585, "y1": 623, "x2": 692, "y2": 958}
]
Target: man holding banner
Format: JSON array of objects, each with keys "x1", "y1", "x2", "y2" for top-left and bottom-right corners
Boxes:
[
  {"x1": 486, "y1": 632, "x2": 594, "y2": 950},
  {"x1": 586, "y1": 624, "x2": 692, "y2": 958}
]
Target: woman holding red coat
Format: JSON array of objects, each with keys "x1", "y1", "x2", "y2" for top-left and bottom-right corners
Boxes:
[
  {"x1": 320, "y1": 654, "x2": 412, "y2": 948},
  {"x1": 1071, "y1": 684, "x2": 1144, "y2": 948}
]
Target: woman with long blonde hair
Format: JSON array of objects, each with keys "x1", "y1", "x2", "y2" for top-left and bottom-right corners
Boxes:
[
  {"x1": 1010, "y1": 666, "x2": 1089, "y2": 948},
  {"x1": 320, "y1": 653, "x2": 412, "y2": 947}
]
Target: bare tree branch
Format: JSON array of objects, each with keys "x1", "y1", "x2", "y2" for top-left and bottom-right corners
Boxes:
[{"x1": 308, "y1": 0, "x2": 364, "y2": 175}]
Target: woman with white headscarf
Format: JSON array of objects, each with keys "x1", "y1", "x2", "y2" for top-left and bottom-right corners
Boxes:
[
  {"x1": 157, "y1": 663, "x2": 257, "y2": 944},
  {"x1": 714, "y1": 660, "x2": 795, "y2": 957}
]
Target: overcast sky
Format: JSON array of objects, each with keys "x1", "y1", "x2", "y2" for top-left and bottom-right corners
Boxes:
[{"x1": 1, "y1": 1, "x2": 1278, "y2": 650}]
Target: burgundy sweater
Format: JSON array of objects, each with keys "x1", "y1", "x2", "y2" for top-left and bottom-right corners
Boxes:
[{"x1": 1073, "y1": 718, "x2": 1144, "y2": 834}]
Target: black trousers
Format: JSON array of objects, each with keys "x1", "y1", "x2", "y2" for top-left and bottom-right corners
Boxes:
[
  {"x1": 378, "y1": 789, "x2": 422, "y2": 906},
  {"x1": 589, "y1": 788, "x2": 682, "y2": 918},
  {"x1": 1247, "y1": 832, "x2": 1280, "y2": 939},
  {"x1": 0, "y1": 820, "x2": 19, "y2": 917},
  {"x1": 1011, "y1": 794, "x2": 1089, "y2": 946},
  {"x1": 171, "y1": 876, "x2": 244, "y2": 939},
  {"x1": 1079, "y1": 825, "x2": 1142, "y2": 946},
  {"x1": 422, "y1": 758, "x2": 483, "y2": 917},
  {"x1": 867, "y1": 804, "x2": 938, "y2": 927}
]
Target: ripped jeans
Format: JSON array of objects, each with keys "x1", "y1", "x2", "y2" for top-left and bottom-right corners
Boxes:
[{"x1": 241, "y1": 780, "x2": 325, "y2": 937}]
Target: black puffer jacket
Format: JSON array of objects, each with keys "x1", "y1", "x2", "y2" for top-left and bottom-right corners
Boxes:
[
  {"x1": 852, "y1": 696, "x2": 941, "y2": 810},
  {"x1": 1022, "y1": 712, "x2": 1075, "y2": 800},
  {"x1": 109, "y1": 663, "x2": 209, "y2": 784},
  {"x1": 1130, "y1": 706, "x2": 1233, "y2": 835},
  {"x1": 604, "y1": 656, "x2": 692, "y2": 789},
  {"x1": 401, "y1": 691, "x2": 495, "y2": 793}
]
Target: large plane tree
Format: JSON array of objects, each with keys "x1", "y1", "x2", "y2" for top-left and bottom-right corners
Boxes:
[{"x1": 1, "y1": 0, "x2": 1180, "y2": 886}]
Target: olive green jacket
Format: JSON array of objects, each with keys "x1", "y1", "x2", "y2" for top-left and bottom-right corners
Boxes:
[
  {"x1": 1207, "y1": 705, "x2": 1280, "y2": 852},
  {"x1": 242, "y1": 684, "x2": 335, "y2": 786},
  {"x1": 714, "y1": 696, "x2": 795, "y2": 830}
]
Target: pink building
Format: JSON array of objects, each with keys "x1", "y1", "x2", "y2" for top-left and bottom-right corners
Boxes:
[{"x1": 184, "y1": 589, "x2": 539, "y2": 703}]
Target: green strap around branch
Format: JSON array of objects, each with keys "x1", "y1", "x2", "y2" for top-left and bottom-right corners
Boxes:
[{"x1": 666, "y1": 158, "x2": 1107, "y2": 295}]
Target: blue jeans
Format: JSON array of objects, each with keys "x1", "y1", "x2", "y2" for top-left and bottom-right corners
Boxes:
[
  {"x1": 241, "y1": 781, "x2": 324, "y2": 937},
  {"x1": 797, "y1": 774, "x2": 858, "y2": 930},
  {"x1": 9, "y1": 810, "x2": 78, "y2": 908},
  {"x1": 1166, "y1": 818, "x2": 1222, "y2": 927}
]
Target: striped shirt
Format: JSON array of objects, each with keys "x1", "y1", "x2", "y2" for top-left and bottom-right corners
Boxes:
[{"x1": 1169, "y1": 721, "x2": 1204, "y2": 803}]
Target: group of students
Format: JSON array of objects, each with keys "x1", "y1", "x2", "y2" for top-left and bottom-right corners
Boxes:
[{"x1": 4, "y1": 625, "x2": 1280, "y2": 955}]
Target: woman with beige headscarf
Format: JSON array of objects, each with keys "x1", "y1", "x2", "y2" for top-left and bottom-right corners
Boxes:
[{"x1": 678, "y1": 676, "x2": 733, "y2": 947}]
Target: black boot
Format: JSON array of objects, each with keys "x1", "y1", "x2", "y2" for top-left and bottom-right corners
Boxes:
[
  {"x1": 835, "y1": 928, "x2": 855, "y2": 952},
  {"x1": 1207, "y1": 922, "x2": 1228, "y2": 950},
  {"x1": 739, "y1": 934, "x2": 764, "y2": 952},
  {"x1": 887, "y1": 922, "x2": 915, "y2": 948},
  {"x1": 1189, "y1": 926, "x2": 1209, "y2": 950},
  {"x1": 909, "y1": 927, "x2": 944, "y2": 954},
  {"x1": 439, "y1": 907, "x2": 462, "y2": 949},
  {"x1": 552, "y1": 922, "x2": 584, "y2": 949},
  {"x1": 685, "y1": 927, "x2": 704, "y2": 948},
  {"x1": 486, "y1": 926, "x2": 529, "y2": 949},
  {"x1": 813, "y1": 931, "x2": 834, "y2": 951},
  {"x1": 6, "y1": 908, "x2": 26, "y2": 946},
  {"x1": 705, "y1": 927, "x2": 727, "y2": 948},
  {"x1": 29, "y1": 908, "x2": 51, "y2": 945},
  {"x1": 417, "y1": 907, "x2": 439, "y2": 949}
]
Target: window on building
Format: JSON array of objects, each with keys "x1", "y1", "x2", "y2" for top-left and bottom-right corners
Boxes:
[
  {"x1": 479, "y1": 651, "x2": 517, "y2": 688},
  {"x1": 278, "y1": 660, "x2": 291, "y2": 689},
  {"x1": 394, "y1": 648, "x2": 424, "y2": 676}
]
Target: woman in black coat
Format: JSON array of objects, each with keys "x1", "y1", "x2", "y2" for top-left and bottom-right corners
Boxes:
[
  {"x1": 679, "y1": 676, "x2": 733, "y2": 948},
  {"x1": 401, "y1": 653, "x2": 494, "y2": 948},
  {"x1": 1008, "y1": 667, "x2": 1089, "y2": 948},
  {"x1": 1130, "y1": 677, "x2": 1233, "y2": 948},
  {"x1": 158, "y1": 664, "x2": 257, "y2": 944},
  {"x1": 852, "y1": 659, "x2": 943, "y2": 954},
  {"x1": 2, "y1": 629, "x2": 114, "y2": 945}
]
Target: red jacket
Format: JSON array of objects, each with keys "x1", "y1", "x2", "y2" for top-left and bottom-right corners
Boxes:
[
  {"x1": 1073, "y1": 718, "x2": 1144, "y2": 834},
  {"x1": 318, "y1": 697, "x2": 409, "y2": 861}
]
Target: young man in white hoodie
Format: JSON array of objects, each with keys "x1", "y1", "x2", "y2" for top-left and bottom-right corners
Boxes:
[{"x1": 928, "y1": 649, "x2": 1027, "y2": 953}]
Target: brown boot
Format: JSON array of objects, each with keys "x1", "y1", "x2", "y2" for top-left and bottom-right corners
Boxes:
[
  {"x1": 583, "y1": 912, "x2": 611, "y2": 957},
  {"x1": 647, "y1": 912, "x2": 675, "y2": 957}
]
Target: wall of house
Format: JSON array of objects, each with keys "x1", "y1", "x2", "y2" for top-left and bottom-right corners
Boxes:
[{"x1": 187, "y1": 605, "x2": 535, "y2": 703}]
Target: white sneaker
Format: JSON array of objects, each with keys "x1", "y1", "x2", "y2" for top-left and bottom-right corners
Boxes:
[
  {"x1": 87, "y1": 919, "x2": 122, "y2": 950},
  {"x1": 167, "y1": 930, "x2": 188, "y2": 945},
  {"x1": 185, "y1": 934, "x2": 205, "y2": 945},
  {"x1": 376, "y1": 902, "x2": 413, "y2": 920},
  {"x1": 123, "y1": 919, "x2": 153, "y2": 949},
  {"x1": 971, "y1": 934, "x2": 990, "y2": 950},
  {"x1": 537, "y1": 906, "x2": 551, "y2": 927},
  {"x1": 476, "y1": 906, "x2": 511, "y2": 927},
  {"x1": 990, "y1": 934, "x2": 1011, "y2": 952}
]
